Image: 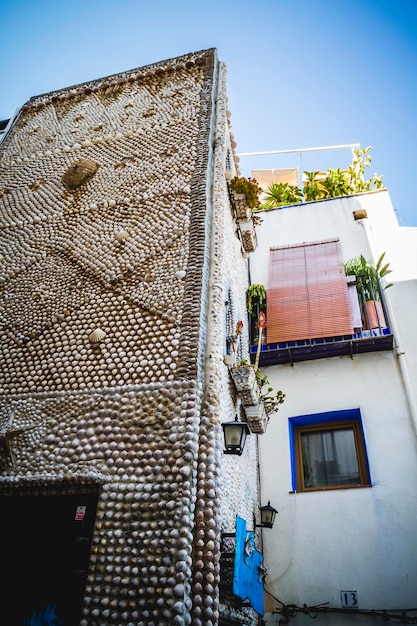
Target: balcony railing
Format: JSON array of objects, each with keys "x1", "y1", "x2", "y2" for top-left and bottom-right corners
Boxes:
[{"x1": 249, "y1": 282, "x2": 393, "y2": 366}]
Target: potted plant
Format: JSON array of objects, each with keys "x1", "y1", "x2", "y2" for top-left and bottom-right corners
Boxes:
[
  {"x1": 244, "y1": 369, "x2": 286, "y2": 434},
  {"x1": 343, "y1": 252, "x2": 393, "y2": 329},
  {"x1": 228, "y1": 177, "x2": 261, "y2": 253},
  {"x1": 229, "y1": 306, "x2": 286, "y2": 435},
  {"x1": 246, "y1": 284, "x2": 266, "y2": 318},
  {"x1": 246, "y1": 284, "x2": 266, "y2": 347},
  {"x1": 229, "y1": 176, "x2": 262, "y2": 216}
]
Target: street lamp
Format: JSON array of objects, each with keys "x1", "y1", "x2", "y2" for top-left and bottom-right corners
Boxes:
[
  {"x1": 255, "y1": 501, "x2": 278, "y2": 529},
  {"x1": 222, "y1": 416, "x2": 250, "y2": 456}
]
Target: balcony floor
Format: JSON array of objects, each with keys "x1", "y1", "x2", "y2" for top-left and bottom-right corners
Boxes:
[{"x1": 250, "y1": 329, "x2": 394, "y2": 366}]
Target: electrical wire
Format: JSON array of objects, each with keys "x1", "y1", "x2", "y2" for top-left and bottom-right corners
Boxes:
[{"x1": 269, "y1": 601, "x2": 417, "y2": 624}]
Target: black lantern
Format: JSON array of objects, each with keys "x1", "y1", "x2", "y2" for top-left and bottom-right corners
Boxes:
[
  {"x1": 257, "y1": 501, "x2": 278, "y2": 528},
  {"x1": 222, "y1": 417, "x2": 250, "y2": 456}
]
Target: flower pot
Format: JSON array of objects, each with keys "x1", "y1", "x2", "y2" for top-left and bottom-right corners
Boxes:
[
  {"x1": 233, "y1": 192, "x2": 252, "y2": 220},
  {"x1": 363, "y1": 300, "x2": 387, "y2": 329},
  {"x1": 244, "y1": 402, "x2": 268, "y2": 434},
  {"x1": 230, "y1": 365, "x2": 260, "y2": 406},
  {"x1": 238, "y1": 219, "x2": 258, "y2": 253}
]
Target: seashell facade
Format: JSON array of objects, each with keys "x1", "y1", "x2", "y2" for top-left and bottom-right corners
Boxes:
[{"x1": 0, "y1": 49, "x2": 261, "y2": 625}]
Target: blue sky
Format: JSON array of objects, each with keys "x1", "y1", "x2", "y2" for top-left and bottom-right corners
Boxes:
[{"x1": 1, "y1": 0, "x2": 416, "y2": 226}]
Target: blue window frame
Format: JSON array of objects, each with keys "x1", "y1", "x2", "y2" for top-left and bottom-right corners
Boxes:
[{"x1": 288, "y1": 408, "x2": 371, "y2": 492}]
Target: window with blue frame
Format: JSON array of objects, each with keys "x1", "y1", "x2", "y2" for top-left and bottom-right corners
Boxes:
[{"x1": 288, "y1": 409, "x2": 371, "y2": 492}]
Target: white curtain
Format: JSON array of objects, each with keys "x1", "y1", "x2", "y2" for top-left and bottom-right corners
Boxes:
[{"x1": 302, "y1": 428, "x2": 360, "y2": 488}]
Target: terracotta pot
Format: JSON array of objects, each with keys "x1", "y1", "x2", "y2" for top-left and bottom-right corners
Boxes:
[{"x1": 363, "y1": 300, "x2": 386, "y2": 329}]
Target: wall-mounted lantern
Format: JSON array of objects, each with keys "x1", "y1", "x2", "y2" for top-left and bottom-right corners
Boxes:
[
  {"x1": 222, "y1": 417, "x2": 250, "y2": 456},
  {"x1": 255, "y1": 501, "x2": 278, "y2": 529}
]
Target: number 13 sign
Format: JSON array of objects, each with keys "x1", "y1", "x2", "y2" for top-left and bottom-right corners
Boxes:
[{"x1": 341, "y1": 590, "x2": 358, "y2": 609}]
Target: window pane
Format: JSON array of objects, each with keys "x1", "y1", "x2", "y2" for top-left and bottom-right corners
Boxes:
[{"x1": 301, "y1": 428, "x2": 360, "y2": 488}]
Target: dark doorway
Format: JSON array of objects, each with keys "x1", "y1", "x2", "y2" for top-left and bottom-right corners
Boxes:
[{"x1": 0, "y1": 492, "x2": 98, "y2": 625}]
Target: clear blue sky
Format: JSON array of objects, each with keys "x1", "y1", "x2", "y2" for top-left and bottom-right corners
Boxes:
[{"x1": 1, "y1": 0, "x2": 416, "y2": 226}]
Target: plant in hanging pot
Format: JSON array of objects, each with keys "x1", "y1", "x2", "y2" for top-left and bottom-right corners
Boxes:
[
  {"x1": 230, "y1": 309, "x2": 286, "y2": 434},
  {"x1": 246, "y1": 284, "x2": 267, "y2": 347},
  {"x1": 243, "y1": 369, "x2": 286, "y2": 434},
  {"x1": 343, "y1": 252, "x2": 393, "y2": 330},
  {"x1": 246, "y1": 284, "x2": 266, "y2": 318},
  {"x1": 244, "y1": 401, "x2": 268, "y2": 434},
  {"x1": 257, "y1": 370, "x2": 286, "y2": 416},
  {"x1": 229, "y1": 176, "x2": 262, "y2": 211},
  {"x1": 228, "y1": 178, "x2": 262, "y2": 253}
]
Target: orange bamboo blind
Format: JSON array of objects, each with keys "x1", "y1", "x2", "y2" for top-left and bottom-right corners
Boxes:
[{"x1": 267, "y1": 239, "x2": 353, "y2": 343}]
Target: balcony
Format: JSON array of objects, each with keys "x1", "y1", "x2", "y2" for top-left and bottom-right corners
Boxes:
[
  {"x1": 249, "y1": 281, "x2": 393, "y2": 366},
  {"x1": 250, "y1": 328, "x2": 393, "y2": 366}
]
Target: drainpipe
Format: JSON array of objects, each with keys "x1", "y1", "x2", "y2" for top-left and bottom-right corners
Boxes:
[{"x1": 361, "y1": 220, "x2": 417, "y2": 440}]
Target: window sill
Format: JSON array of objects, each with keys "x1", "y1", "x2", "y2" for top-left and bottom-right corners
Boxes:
[{"x1": 289, "y1": 484, "x2": 372, "y2": 494}]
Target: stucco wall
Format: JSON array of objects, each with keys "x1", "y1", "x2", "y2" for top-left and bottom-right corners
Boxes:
[{"x1": 248, "y1": 193, "x2": 417, "y2": 623}]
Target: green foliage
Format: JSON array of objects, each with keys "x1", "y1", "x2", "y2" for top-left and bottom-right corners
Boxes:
[
  {"x1": 264, "y1": 147, "x2": 387, "y2": 209},
  {"x1": 232, "y1": 148, "x2": 385, "y2": 216},
  {"x1": 343, "y1": 252, "x2": 393, "y2": 301},
  {"x1": 260, "y1": 182, "x2": 302, "y2": 209},
  {"x1": 371, "y1": 173, "x2": 385, "y2": 189},
  {"x1": 346, "y1": 145, "x2": 372, "y2": 192},
  {"x1": 255, "y1": 369, "x2": 286, "y2": 416},
  {"x1": 229, "y1": 176, "x2": 262, "y2": 209},
  {"x1": 303, "y1": 171, "x2": 322, "y2": 201},
  {"x1": 321, "y1": 168, "x2": 353, "y2": 198},
  {"x1": 246, "y1": 284, "x2": 266, "y2": 316},
  {"x1": 262, "y1": 389, "x2": 286, "y2": 416}
]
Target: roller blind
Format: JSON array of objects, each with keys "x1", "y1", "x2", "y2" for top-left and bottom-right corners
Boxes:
[{"x1": 267, "y1": 239, "x2": 353, "y2": 343}]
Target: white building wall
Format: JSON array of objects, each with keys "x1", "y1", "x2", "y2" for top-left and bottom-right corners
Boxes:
[{"x1": 248, "y1": 191, "x2": 417, "y2": 624}]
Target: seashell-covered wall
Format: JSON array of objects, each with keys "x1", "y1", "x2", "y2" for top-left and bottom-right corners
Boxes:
[{"x1": 0, "y1": 49, "x2": 260, "y2": 625}]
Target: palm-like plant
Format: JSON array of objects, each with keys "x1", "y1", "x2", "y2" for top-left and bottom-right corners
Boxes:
[
  {"x1": 343, "y1": 252, "x2": 393, "y2": 301},
  {"x1": 303, "y1": 171, "x2": 323, "y2": 202},
  {"x1": 261, "y1": 182, "x2": 302, "y2": 208}
]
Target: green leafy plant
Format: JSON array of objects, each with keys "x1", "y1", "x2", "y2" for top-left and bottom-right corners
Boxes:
[
  {"x1": 371, "y1": 172, "x2": 385, "y2": 189},
  {"x1": 300, "y1": 148, "x2": 386, "y2": 205},
  {"x1": 229, "y1": 176, "x2": 262, "y2": 209},
  {"x1": 260, "y1": 182, "x2": 302, "y2": 209},
  {"x1": 246, "y1": 284, "x2": 266, "y2": 317},
  {"x1": 303, "y1": 171, "x2": 322, "y2": 202},
  {"x1": 345, "y1": 146, "x2": 384, "y2": 192},
  {"x1": 255, "y1": 369, "x2": 286, "y2": 416},
  {"x1": 321, "y1": 168, "x2": 353, "y2": 198},
  {"x1": 343, "y1": 252, "x2": 393, "y2": 301}
]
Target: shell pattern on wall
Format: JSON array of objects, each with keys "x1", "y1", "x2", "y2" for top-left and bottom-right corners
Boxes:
[{"x1": 0, "y1": 49, "x2": 259, "y2": 626}]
